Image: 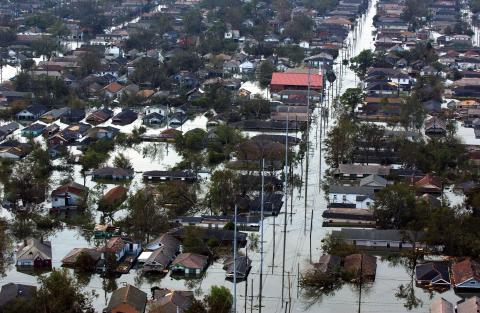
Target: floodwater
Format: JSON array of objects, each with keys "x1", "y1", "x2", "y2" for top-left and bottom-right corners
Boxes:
[{"x1": 1, "y1": 1, "x2": 479, "y2": 312}]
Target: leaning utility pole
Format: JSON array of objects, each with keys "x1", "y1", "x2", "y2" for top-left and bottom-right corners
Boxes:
[
  {"x1": 259, "y1": 159, "x2": 265, "y2": 313},
  {"x1": 281, "y1": 104, "x2": 289, "y2": 306}
]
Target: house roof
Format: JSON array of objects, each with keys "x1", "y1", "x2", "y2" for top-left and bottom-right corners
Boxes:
[
  {"x1": 0, "y1": 283, "x2": 37, "y2": 307},
  {"x1": 314, "y1": 255, "x2": 341, "y2": 273},
  {"x1": 104, "y1": 237, "x2": 126, "y2": 254},
  {"x1": 152, "y1": 289, "x2": 194, "y2": 313},
  {"x1": 270, "y1": 72, "x2": 323, "y2": 88},
  {"x1": 359, "y1": 174, "x2": 388, "y2": 187},
  {"x1": 335, "y1": 164, "x2": 391, "y2": 176},
  {"x1": 61, "y1": 248, "x2": 101, "y2": 266},
  {"x1": 415, "y1": 262, "x2": 450, "y2": 284},
  {"x1": 86, "y1": 108, "x2": 113, "y2": 122},
  {"x1": 329, "y1": 185, "x2": 376, "y2": 197},
  {"x1": 344, "y1": 254, "x2": 377, "y2": 277},
  {"x1": 51, "y1": 181, "x2": 88, "y2": 197},
  {"x1": 430, "y1": 298, "x2": 454, "y2": 313},
  {"x1": 101, "y1": 186, "x2": 128, "y2": 205},
  {"x1": 415, "y1": 173, "x2": 442, "y2": 190},
  {"x1": 17, "y1": 238, "x2": 52, "y2": 261},
  {"x1": 103, "y1": 81, "x2": 124, "y2": 93},
  {"x1": 171, "y1": 253, "x2": 208, "y2": 269},
  {"x1": 93, "y1": 167, "x2": 134, "y2": 177},
  {"x1": 332, "y1": 228, "x2": 425, "y2": 242},
  {"x1": 106, "y1": 284, "x2": 147, "y2": 313},
  {"x1": 452, "y1": 258, "x2": 480, "y2": 285},
  {"x1": 223, "y1": 255, "x2": 252, "y2": 275},
  {"x1": 457, "y1": 296, "x2": 480, "y2": 313}
]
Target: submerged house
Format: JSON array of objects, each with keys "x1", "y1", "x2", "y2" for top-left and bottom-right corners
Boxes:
[
  {"x1": 331, "y1": 228, "x2": 437, "y2": 251},
  {"x1": 51, "y1": 182, "x2": 89, "y2": 211},
  {"x1": 415, "y1": 261, "x2": 450, "y2": 289},
  {"x1": 112, "y1": 109, "x2": 138, "y2": 125},
  {"x1": 104, "y1": 284, "x2": 146, "y2": 313},
  {"x1": 0, "y1": 283, "x2": 37, "y2": 310},
  {"x1": 16, "y1": 238, "x2": 52, "y2": 269},
  {"x1": 170, "y1": 253, "x2": 209, "y2": 275},
  {"x1": 143, "y1": 170, "x2": 197, "y2": 182},
  {"x1": 86, "y1": 108, "x2": 113, "y2": 124},
  {"x1": 151, "y1": 288, "x2": 194, "y2": 313},
  {"x1": 61, "y1": 248, "x2": 101, "y2": 268},
  {"x1": 451, "y1": 258, "x2": 480, "y2": 290},
  {"x1": 142, "y1": 234, "x2": 180, "y2": 273},
  {"x1": 93, "y1": 167, "x2": 134, "y2": 181},
  {"x1": 344, "y1": 254, "x2": 377, "y2": 281},
  {"x1": 223, "y1": 255, "x2": 252, "y2": 279}
]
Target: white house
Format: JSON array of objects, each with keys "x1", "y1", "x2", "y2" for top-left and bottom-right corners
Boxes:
[
  {"x1": 328, "y1": 185, "x2": 376, "y2": 208},
  {"x1": 51, "y1": 182, "x2": 88, "y2": 210},
  {"x1": 239, "y1": 60, "x2": 255, "y2": 74}
]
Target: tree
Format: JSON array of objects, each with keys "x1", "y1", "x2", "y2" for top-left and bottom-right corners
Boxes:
[
  {"x1": 207, "y1": 170, "x2": 237, "y2": 213},
  {"x1": 323, "y1": 115, "x2": 357, "y2": 167},
  {"x1": 77, "y1": 51, "x2": 102, "y2": 77},
  {"x1": 321, "y1": 233, "x2": 357, "y2": 257},
  {"x1": 357, "y1": 123, "x2": 385, "y2": 164},
  {"x1": 184, "y1": 9, "x2": 203, "y2": 35},
  {"x1": 399, "y1": 94, "x2": 426, "y2": 131},
  {"x1": 182, "y1": 226, "x2": 210, "y2": 255},
  {"x1": 184, "y1": 299, "x2": 207, "y2": 313},
  {"x1": 130, "y1": 57, "x2": 168, "y2": 88},
  {"x1": 282, "y1": 14, "x2": 313, "y2": 42},
  {"x1": 205, "y1": 285, "x2": 233, "y2": 313},
  {"x1": 373, "y1": 183, "x2": 419, "y2": 229},
  {"x1": 175, "y1": 128, "x2": 207, "y2": 153},
  {"x1": 113, "y1": 153, "x2": 133, "y2": 170},
  {"x1": 121, "y1": 188, "x2": 168, "y2": 242},
  {"x1": 36, "y1": 269, "x2": 95, "y2": 313},
  {"x1": 349, "y1": 49, "x2": 374, "y2": 78},
  {"x1": 257, "y1": 60, "x2": 275, "y2": 89},
  {"x1": 339, "y1": 88, "x2": 363, "y2": 116}
]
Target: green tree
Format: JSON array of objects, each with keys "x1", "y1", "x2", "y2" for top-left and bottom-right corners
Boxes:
[
  {"x1": 184, "y1": 299, "x2": 207, "y2": 313},
  {"x1": 175, "y1": 128, "x2": 207, "y2": 153},
  {"x1": 339, "y1": 88, "x2": 364, "y2": 116},
  {"x1": 36, "y1": 269, "x2": 95, "y2": 313},
  {"x1": 257, "y1": 60, "x2": 275, "y2": 88},
  {"x1": 122, "y1": 188, "x2": 168, "y2": 241},
  {"x1": 349, "y1": 49, "x2": 374, "y2": 78},
  {"x1": 207, "y1": 170, "x2": 237, "y2": 213},
  {"x1": 323, "y1": 115, "x2": 357, "y2": 167},
  {"x1": 205, "y1": 285, "x2": 233, "y2": 313},
  {"x1": 282, "y1": 14, "x2": 313, "y2": 41},
  {"x1": 400, "y1": 91, "x2": 424, "y2": 123},
  {"x1": 182, "y1": 226, "x2": 209, "y2": 255},
  {"x1": 113, "y1": 153, "x2": 133, "y2": 170},
  {"x1": 373, "y1": 183, "x2": 419, "y2": 229},
  {"x1": 184, "y1": 9, "x2": 203, "y2": 35}
]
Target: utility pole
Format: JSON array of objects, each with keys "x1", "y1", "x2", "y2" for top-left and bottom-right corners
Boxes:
[
  {"x1": 259, "y1": 159, "x2": 265, "y2": 313},
  {"x1": 250, "y1": 279, "x2": 254, "y2": 313},
  {"x1": 358, "y1": 255, "x2": 363, "y2": 313},
  {"x1": 288, "y1": 271, "x2": 292, "y2": 313},
  {"x1": 271, "y1": 212, "x2": 276, "y2": 274},
  {"x1": 304, "y1": 65, "x2": 311, "y2": 215},
  {"x1": 233, "y1": 205, "x2": 237, "y2": 313},
  {"x1": 281, "y1": 104, "x2": 289, "y2": 306},
  {"x1": 244, "y1": 277, "x2": 248, "y2": 313}
]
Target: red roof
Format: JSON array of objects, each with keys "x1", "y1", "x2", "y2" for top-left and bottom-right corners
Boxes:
[
  {"x1": 452, "y1": 258, "x2": 480, "y2": 285},
  {"x1": 270, "y1": 72, "x2": 323, "y2": 89},
  {"x1": 414, "y1": 173, "x2": 442, "y2": 189}
]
